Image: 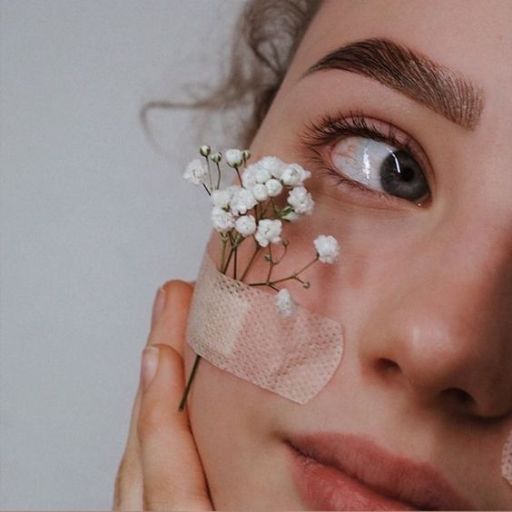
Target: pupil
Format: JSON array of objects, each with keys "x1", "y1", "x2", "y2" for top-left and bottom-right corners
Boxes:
[
  {"x1": 400, "y1": 165, "x2": 415, "y2": 181},
  {"x1": 380, "y1": 149, "x2": 428, "y2": 201}
]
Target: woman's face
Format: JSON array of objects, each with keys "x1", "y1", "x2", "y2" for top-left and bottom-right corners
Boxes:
[{"x1": 184, "y1": 0, "x2": 512, "y2": 509}]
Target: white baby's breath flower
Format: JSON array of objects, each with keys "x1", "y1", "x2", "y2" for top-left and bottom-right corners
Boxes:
[
  {"x1": 252, "y1": 183, "x2": 269, "y2": 202},
  {"x1": 235, "y1": 214, "x2": 257, "y2": 237},
  {"x1": 211, "y1": 188, "x2": 233, "y2": 209},
  {"x1": 257, "y1": 156, "x2": 287, "y2": 180},
  {"x1": 183, "y1": 158, "x2": 209, "y2": 185},
  {"x1": 255, "y1": 166, "x2": 272, "y2": 184},
  {"x1": 265, "y1": 178, "x2": 283, "y2": 197},
  {"x1": 280, "y1": 163, "x2": 312, "y2": 187},
  {"x1": 225, "y1": 149, "x2": 244, "y2": 167},
  {"x1": 314, "y1": 235, "x2": 340, "y2": 263},
  {"x1": 241, "y1": 164, "x2": 259, "y2": 189},
  {"x1": 275, "y1": 288, "x2": 297, "y2": 317},
  {"x1": 255, "y1": 219, "x2": 282, "y2": 247},
  {"x1": 211, "y1": 206, "x2": 235, "y2": 232},
  {"x1": 229, "y1": 187, "x2": 258, "y2": 215},
  {"x1": 287, "y1": 186, "x2": 315, "y2": 215}
]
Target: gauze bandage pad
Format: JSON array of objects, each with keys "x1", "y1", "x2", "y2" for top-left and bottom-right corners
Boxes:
[
  {"x1": 502, "y1": 429, "x2": 512, "y2": 487},
  {"x1": 186, "y1": 252, "x2": 344, "y2": 404}
]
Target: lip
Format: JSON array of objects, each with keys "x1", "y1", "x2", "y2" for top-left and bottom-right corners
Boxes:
[{"x1": 286, "y1": 432, "x2": 473, "y2": 511}]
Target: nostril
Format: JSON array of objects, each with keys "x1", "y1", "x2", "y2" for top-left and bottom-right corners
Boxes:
[
  {"x1": 441, "y1": 387, "x2": 475, "y2": 408},
  {"x1": 374, "y1": 358, "x2": 401, "y2": 377}
]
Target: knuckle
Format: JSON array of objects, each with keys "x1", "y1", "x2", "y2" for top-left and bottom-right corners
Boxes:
[{"x1": 153, "y1": 343, "x2": 181, "y2": 364}]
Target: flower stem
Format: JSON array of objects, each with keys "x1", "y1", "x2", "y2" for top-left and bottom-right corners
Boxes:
[
  {"x1": 266, "y1": 245, "x2": 274, "y2": 282},
  {"x1": 248, "y1": 255, "x2": 319, "y2": 287},
  {"x1": 219, "y1": 237, "x2": 227, "y2": 272},
  {"x1": 234, "y1": 165, "x2": 242, "y2": 186},
  {"x1": 204, "y1": 156, "x2": 213, "y2": 190},
  {"x1": 222, "y1": 246, "x2": 235, "y2": 274},
  {"x1": 290, "y1": 254, "x2": 319, "y2": 276},
  {"x1": 239, "y1": 239, "x2": 261, "y2": 282},
  {"x1": 215, "y1": 161, "x2": 222, "y2": 189},
  {"x1": 178, "y1": 354, "x2": 202, "y2": 411}
]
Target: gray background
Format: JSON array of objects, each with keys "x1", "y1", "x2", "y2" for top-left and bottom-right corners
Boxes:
[{"x1": 0, "y1": 1, "x2": 243, "y2": 508}]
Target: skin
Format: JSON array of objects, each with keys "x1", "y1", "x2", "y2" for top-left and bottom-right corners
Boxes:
[{"x1": 114, "y1": 0, "x2": 512, "y2": 509}]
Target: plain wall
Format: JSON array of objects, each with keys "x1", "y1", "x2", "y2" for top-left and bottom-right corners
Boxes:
[{"x1": 0, "y1": 1, "x2": 244, "y2": 507}]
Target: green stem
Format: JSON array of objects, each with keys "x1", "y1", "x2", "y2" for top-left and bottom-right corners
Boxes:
[
  {"x1": 222, "y1": 246, "x2": 235, "y2": 274},
  {"x1": 234, "y1": 166, "x2": 242, "y2": 186},
  {"x1": 204, "y1": 156, "x2": 213, "y2": 190},
  {"x1": 248, "y1": 255, "x2": 319, "y2": 287},
  {"x1": 233, "y1": 245, "x2": 238, "y2": 279},
  {"x1": 215, "y1": 161, "x2": 222, "y2": 189},
  {"x1": 239, "y1": 240, "x2": 261, "y2": 282},
  {"x1": 219, "y1": 237, "x2": 227, "y2": 272},
  {"x1": 178, "y1": 354, "x2": 202, "y2": 411},
  {"x1": 266, "y1": 245, "x2": 274, "y2": 283}
]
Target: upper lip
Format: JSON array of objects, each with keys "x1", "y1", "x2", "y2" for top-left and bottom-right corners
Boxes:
[{"x1": 286, "y1": 432, "x2": 473, "y2": 510}]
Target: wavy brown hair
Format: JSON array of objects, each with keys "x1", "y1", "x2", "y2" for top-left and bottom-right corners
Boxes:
[{"x1": 140, "y1": 0, "x2": 322, "y2": 150}]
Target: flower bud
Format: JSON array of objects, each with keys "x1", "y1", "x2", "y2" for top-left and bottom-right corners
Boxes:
[
  {"x1": 199, "y1": 145, "x2": 211, "y2": 157},
  {"x1": 242, "y1": 149, "x2": 251, "y2": 161},
  {"x1": 225, "y1": 149, "x2": 244, "y2": 167},
  {"x1": 211, "y1": 152, "x2": 222, "y2": 163}
]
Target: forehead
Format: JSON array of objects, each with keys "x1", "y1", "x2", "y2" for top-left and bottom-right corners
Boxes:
[{"x1": 285, "y1": 0, "x2": 511, "y2": 104}]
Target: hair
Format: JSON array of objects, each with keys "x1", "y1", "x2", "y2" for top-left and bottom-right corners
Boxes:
[{"x1": 140, "y1": 0, "x2": 323, "y2": 151}]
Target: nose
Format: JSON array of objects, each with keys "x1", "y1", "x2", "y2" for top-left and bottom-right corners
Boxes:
[{"x1": 359, "y1": 213, "x2": 512, "y2": 419}]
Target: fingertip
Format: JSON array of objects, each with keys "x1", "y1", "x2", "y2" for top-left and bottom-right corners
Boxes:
[{"x1": 161, "y1": 279, "x2": 194, "y2": 300}]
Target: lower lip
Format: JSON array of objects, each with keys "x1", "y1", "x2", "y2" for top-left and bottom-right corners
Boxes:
[{"x1": 286, "y1": 442, "x2": 416, "y2": 511}]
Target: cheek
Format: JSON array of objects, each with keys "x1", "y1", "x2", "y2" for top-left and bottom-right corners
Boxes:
[{"x1": 184, "y1": 343, "x2": 296, "y2": 506}]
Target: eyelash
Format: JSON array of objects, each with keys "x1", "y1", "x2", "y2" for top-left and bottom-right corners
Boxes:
[{"x1": 299, "y1": 108, "x2": 430, "y2": 207}]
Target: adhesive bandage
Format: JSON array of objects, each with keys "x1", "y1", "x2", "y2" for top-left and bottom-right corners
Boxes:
[
  {"x1": 502, "y1": 429, "x2": 512, "y2": 487},
  {"x1": 186, "y1": 252, "x2": 344, "y2": 404}
]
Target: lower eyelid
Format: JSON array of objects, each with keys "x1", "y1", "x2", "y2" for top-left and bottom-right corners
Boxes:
[{"x1": 318, "y1": 165, "x2": 427, "y2": 210}]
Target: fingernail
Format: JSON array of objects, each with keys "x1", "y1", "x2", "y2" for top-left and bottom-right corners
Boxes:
[
  {"x1": 140, "y1": 346, "x2": 159, "y2": 392},
  {"x1": 151, "y1": 286, "x2": 166, "y2": 326}
]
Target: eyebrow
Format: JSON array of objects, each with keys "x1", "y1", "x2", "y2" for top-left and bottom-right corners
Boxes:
[{"x1": 300, "y1": 37, "x2": 484, "y2": 130}]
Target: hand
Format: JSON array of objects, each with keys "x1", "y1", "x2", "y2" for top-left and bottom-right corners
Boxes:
[{"x1": 112, "y1": 281, "x2": 213, "y2": 511}]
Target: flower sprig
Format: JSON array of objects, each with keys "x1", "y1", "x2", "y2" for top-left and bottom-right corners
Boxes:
[{"x1": 178, "y1": 145, "x2": 340, "y2": 410}]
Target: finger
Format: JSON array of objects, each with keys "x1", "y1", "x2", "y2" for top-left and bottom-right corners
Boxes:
[
  {"x1": 138, "y1": 343, "x2": 212, "y2": 511},
  {"x1": 113, "y1": 281, "x2": 194, "y2": 510},
  {"x1": 112, "y1": 389, "x2": 143, "y2": 510},
  {"x1": 147, "y1": 280, "x2": 194, "y2": 357}
]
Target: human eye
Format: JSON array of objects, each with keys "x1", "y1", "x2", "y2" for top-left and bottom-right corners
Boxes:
[{"x1": 299, "y1": 109, "x2": 433, "y2": 208}]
